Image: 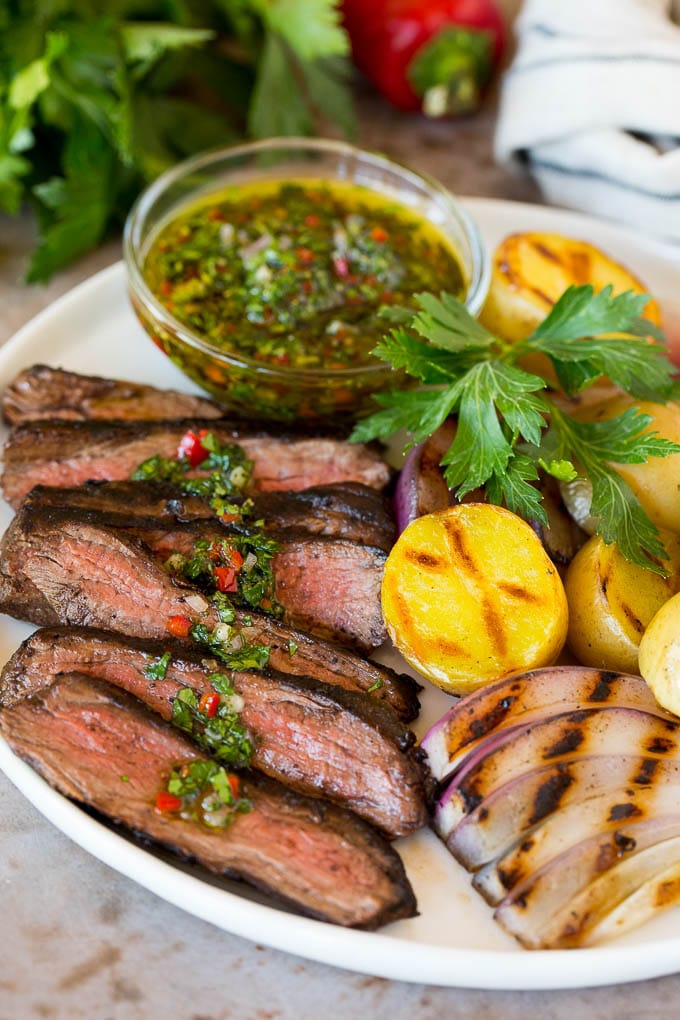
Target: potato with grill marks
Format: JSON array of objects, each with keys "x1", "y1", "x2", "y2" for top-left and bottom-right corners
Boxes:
[
  {"x1": 380, "y1": 504, "x2": 568, "y2": 694},
  {"x1": 564, "y1": 531, "x2": 680, "y2": 674}
]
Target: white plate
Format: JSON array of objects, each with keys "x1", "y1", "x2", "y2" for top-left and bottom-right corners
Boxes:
[{"x1": 2, "y1": 198, "x2": 680, "y2": 991}]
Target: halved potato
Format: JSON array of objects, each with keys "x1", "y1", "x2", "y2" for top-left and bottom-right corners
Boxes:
[
  {"x1": 564, "y1": 532, "x2": 680, "y2": 674},
  {"x1": 639, "y1": 592, "x2": 680, "y2": 716},
  {"x1": 480, "y1": 232, "x2": 662, "y2": 341},
  {"x1": 561, "y1": 395, "x2": 680, "y2": 534},
  {"x1": 381, "y1": 504, "x2": 568, "y2": 694},
  {"x1": 479, "y1": 232, "x2": 662, "y2": 385}
]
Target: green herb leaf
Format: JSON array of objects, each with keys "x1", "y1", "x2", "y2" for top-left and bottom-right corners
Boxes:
[
  {"x1": 143, "y1": 652, "x2": 172, "y2": 681},
  {"x1": 352, "y1": 287, "x2": 680, "y2": 571}
]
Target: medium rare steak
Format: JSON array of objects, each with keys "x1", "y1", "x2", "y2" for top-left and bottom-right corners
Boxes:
[
  {"x1": 0, "y1": 504, "x2": 420, "y2": 720},
  {"x1": 22, "y1": 480, "x2": 396, "y2": 552},
  {"x1": 1, "y1": 417, "x2": 392, "y2": 507},
  {"x1": 0, "y1": 627, "x2": 428, "y2": 837},
  {"x1": 1, "y1": 499, "x2": 387, "y2": 651},
  {"x1": 0, "y1": 672, "x2": 417, "y2": 927},
  {"x1": 2, "y1": 365, "x2": 224, "y2": 424}
]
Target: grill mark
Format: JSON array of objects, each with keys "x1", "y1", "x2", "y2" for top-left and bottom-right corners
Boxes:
[
  {"x1": 655, "y1": 875, "x2": 680, "y2": 907},
  {"x1": 481, "y1": 596, "x2": 507, "y2": 658},
  {"x1": 646, "y1": 736, "x2": 676, "y2": 754},
  {"x1": 587, "y1": 671, "x2": 620, "y2": 703},
  {"x1": 619, "y1": 599, "x2": 644, "y2": 635},
  {"x1": 527, "y1": 767, "x2": 574, "y2": 825},
  {"x1": 442, "y1": 517, "x2": 477, "y2": 572},
  {"x1": 496, "y1": 582, "x2": 544, "y2": 603},
  {"x1": 608, "y1": 802, "x2": 642, "y2": 822},
  {"x1": 534, "y1": 242, "x2": 562, "y2": 264},
  {"x1": 497, "y1": 865, "x2": 521, "y2": 891},
  {"x1": 614, "y1": 831, "x2": 637, "y2": 854},
  {"x1": 543, "y1": 727, "x2": 584, "y2": 759},
  {"x1": 469, "y1": 695, "x2": 517, "y2": 739},
  {"x1": 632, "y1": 759, "x2": 659, "y2": 785},
  {"x1": 403, "y1": 549, "x2": 445, "y2": 570}
]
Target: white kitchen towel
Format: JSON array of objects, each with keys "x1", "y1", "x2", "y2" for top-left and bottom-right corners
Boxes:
[{"x1": 495, "y1": 0, "x2": 680, "y2": 242}]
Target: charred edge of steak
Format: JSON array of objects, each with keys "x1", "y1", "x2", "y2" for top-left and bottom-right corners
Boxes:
[
  {"x1": 1, "y1": 418, "x2": 392, "y2": 508},
  {"x1": 2, "y1": 365, "x2": 225, "y2": 424},
  {"x1": 2, "y1": 501, "x2": 387, "y2": 652},
  {"x1": 0, "y1": 673, "x2": 417, "y2": 928},
  {"x1": 21, "y1": 480, "x2": 396, "y2": 551},
  {"x1": 0, "y1": 501, "x2": 420, "y2": 719},
  {"x1": 0, "y1": 626, "x2": 430, "y2": 837}
]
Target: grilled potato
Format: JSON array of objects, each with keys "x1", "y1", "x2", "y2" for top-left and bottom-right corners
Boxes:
[
  {"x1": 479, "y1": 232, "x2": 662, "y2": 385},
  {"x1": 381, "y1": 504, "x2": 568, "y2": 694},
  {"x1": 639, "y1": 591, "x2": 680, "y2": 715},
  {"x1": 564, "y1": 532, "x2": 680, "y2": 674},
  {"x1": 561, "y1": 395, "x2": 680, "y2": 534}
]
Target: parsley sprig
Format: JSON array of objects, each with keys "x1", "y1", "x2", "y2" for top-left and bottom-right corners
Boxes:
[{"x1": 351, "y1": 286, "x2": 680, "y2": 572}]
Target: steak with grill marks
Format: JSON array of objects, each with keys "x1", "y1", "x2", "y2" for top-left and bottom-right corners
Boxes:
[
  {"x1": 0, "y1": 672, "x2": 418, "y2": 927},
  {"x1": 0, "y1": 627, "x2": 428, "y2": 837},
  {"x1": 2, "y1": 364, "x2": 224, "y2": 424},
  {"x1": 0, "y1": 503, "x2": 420, "y2": 720},
  {"x1": 1, "y1": 417, "x2": 392, "y2": 508},
  {"x1": 22, "y1": 479, "x2": 396, "y2": 552},
  {"x1": 0, "y1": 499, "x2": 386, "y2": 651}
]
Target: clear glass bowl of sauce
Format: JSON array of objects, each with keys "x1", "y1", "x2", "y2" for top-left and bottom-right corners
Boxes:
[{"x1": 124, "y1": 138, "x2": 489, "y2": 423}]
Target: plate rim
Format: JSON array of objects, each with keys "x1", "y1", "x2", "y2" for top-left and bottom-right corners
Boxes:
[{"x1": 2, "y1": 196, "x2": 680, "y2": 990}]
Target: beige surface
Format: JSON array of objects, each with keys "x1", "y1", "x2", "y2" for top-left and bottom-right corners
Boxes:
[{"x1": 4, "y1": 7, "x2": 680, "y2": 1016}]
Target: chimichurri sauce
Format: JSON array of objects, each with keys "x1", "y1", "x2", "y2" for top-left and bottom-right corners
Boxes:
[{"x1": 143, "y1": 179, "x2": 466, "y2": 371}]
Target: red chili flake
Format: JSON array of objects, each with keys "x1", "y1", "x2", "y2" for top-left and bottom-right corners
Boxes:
[
  {"x1": 274, "y1": 352, "x2": 290, "y2": 366},
  {"x1": 304, "y1": 214, "x2": 320, "y2": 227},
  {"x1": 333, "y1": 256, "x2": 349, "y2": 278},
  {"x1": 160, "y1": 280, "x2": 173, "y2": 296},
  {"x1": 220, "y1": 512, "x2": 240, "y2": 525},
  {"x1": 370, "y1": 226, "x2": 388, "y2": 243},
  {"x1": 167, "y1": 615, "x2": 192, "y2": 639},
  {"x1": 302, "y1": 278, "x2": 313, "y2": 295},
  {"x1": 207, "y1": 208, "x2": 224, "y2": 221},
  {"x1": 199, "y1": 692, "x2": 220, "y2": 718},
  {"x1": 156, "y1": 791, "x2": 182, "y2": 813},
  {"x1": 227, "y1": 548, "x2": 244, "y2": 570},
  {"x1": 228, "y1": 774, "x2": 240, "y2": 798},
  {"x1": 296, "y1": 247, "x2": 315, "y2": 265},
  {"x1": 215, "y1": 566, "x2": 238, "y2": 593},
  {"x1": 177, "y1": 428, "x2": 210, "y2": 467}
]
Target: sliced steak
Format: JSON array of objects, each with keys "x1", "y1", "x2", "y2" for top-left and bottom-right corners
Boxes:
[
  {"x1": 2, "y1": 365, "x2": 224, "y2": 424},
  {"x1": 1, "y1": 499, "x2": 386, "y2": 651},
  {"x1": 0, "y1": 627, "x2": 427, "y2": 837},
  {"x1": 0, "y1": 672, "x2": 417, "y2": 927},
  {"x1": 1, "y1": 418, "x2": 392, "y2": 507},
  {"x1": 22, "y1": 480, "x2": 396, "y2": 552},
  {"x1": 0, "y1": 504, "x2": 420, "y2": 720}
]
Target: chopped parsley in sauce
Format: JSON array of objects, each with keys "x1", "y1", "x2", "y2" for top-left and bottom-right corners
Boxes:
[
  {"x1": 143, "y1": 179, "x2": 466, "y2": 371},
  {"x1": 156, "y1": 759, "x2": 250, "y2": 828},
  {"x1": 170, "y1": 672, "x2": 253, "y2": 767}
]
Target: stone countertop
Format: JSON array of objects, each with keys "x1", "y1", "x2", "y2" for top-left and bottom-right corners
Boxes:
[{"x1": 3, "y1": 19, "x2": 680, "y2": 1019}]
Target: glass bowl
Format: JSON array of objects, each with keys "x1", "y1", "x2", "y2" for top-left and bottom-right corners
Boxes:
[{"x1": 124, "y1": 138, "x2": 489, "y2": 423}]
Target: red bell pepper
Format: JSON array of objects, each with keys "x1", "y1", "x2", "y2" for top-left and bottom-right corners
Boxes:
[
  {"x1": 341, "y1": 0, "x2": 505, "y2": 116},
  {"x1": 214, "y1": 565, "x2": 239, "y2": 593},
  {"x1": 166, "y1": 614, "x2": 192, "y2": 639},
  {"x1": 177, "y1": 428, "x2": 210, "y2": 468},
  {"x1": 155, "y1": 791, "x2": 182, "y2": 813},
  {"x1": 198, "y1": 692, "x2": 220, "y2": 718}
]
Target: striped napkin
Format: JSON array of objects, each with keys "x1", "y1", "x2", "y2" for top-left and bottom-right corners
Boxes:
[{"x1": 494, "y1": 0, "x2": 680, "y2": 241}]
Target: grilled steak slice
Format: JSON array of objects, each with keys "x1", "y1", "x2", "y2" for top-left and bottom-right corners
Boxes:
[
  {"x1": 0, "y1": 504, "x2": 420, "y2": 720},
  {"x1": 0, "y1": 627, "x2": 427, "y2": 837},
  {"x1": 0, "y1": 672, "x2": 417, "y2": 927},
  {"x1": 1, "y1": 418, "x2": 392, "y2": 507},
  {"x1": 2, "y1": 365, "x2": 224, "y2": 424},
  {"x1": 2, "y1": 499, "x2": 386, "y2": 651},
  {"x1": 23, "y1": 480, "x2": 396, "y2": 552}
]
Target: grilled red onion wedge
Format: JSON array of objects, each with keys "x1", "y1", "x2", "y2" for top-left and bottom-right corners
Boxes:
[
  {"x1": 496, "y1": 826, "x2": 680, "y2": 949},
  {"x1": 449, "y1": 755, "x2": 680, "y2": 870},
  {"x1": 433, "y1": 707, "x2": 680, "y2": 845},
  {"x1": 473, "y1": 782, "x2": 680, "y2": 905},
  {"x1": 421, "y1": 666, "x2": 674, "y2": 785}
]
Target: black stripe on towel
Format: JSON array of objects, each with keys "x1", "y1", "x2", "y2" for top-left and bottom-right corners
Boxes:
[{"x1": 528, "y1": 155, "x2": 680, "y2": 202}]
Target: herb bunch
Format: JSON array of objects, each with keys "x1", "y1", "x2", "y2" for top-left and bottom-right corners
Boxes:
[
  {"x1": 0, "y1": 0, "x2": 354, "y2": 281},
  {"x1": 351, "y1": 286, "x2": 680, "y2": 572}
]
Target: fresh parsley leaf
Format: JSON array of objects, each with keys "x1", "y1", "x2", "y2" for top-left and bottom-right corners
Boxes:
[
  {"x1": 252, "y1": 0, "x2": 349, "y2": 60},
  {"x1": 144, "y1": 652, "x2": 172, "y2": 680},
  {"x1": 351, "y1": 287, "x2": 680, "y2": 571}
]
